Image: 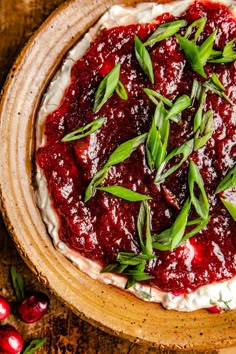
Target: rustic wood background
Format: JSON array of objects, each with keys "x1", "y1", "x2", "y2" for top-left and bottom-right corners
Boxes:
[{"x1": 0, "y1": 1, "x2": 234, "y2": 353}]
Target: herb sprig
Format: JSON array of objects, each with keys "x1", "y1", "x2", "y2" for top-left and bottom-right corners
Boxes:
[
  {"x1": 10, "y1": 265, "x2": 25, "y2": 302},
  {"x1": 22, "y1": 338, "x2": 46, "y2": 354}
]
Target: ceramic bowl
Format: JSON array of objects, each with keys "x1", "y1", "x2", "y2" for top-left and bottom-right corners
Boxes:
[{"x1": 0, "y1": 0, "x2": 236, "y2": 351}]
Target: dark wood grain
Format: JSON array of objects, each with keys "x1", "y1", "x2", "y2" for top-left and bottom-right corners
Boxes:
[{"x1": 0, "y1": 1, "x2": 233, "y2": 353}]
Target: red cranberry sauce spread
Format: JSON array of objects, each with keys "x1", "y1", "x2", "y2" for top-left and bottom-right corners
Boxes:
[{"x1": 37, "y1": 0, "x2": 236, "y2": 294}]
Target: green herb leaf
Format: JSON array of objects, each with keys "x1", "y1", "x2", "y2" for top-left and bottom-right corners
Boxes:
[
  {"x1": 188, "y1": 160, "x2": 209, "y2": 219},
  {"x1": 220, "y1": 198, "x2": 236, "y2": 221},
  {"x1": 165, "y1": 94, "x2": 192, "y2": 122},
  {"x1": 61, "y1": 117, "x2": 105, "y2": 142},
  {"x1": 144, "y1": 19, "x2": 187, "y2": 46},
  {"x1": 176, "y1": 34, "x2": 207, "y2": 78},
  {"x1": 155, "y1": 139, "x2": 194, "y2": 183},
  {"x1": 153, "y1": 199, "x2": 191, "y2": 251},
  {"x1": 134, "y1": 35, "x2": 154, "y2": 83},
  {"x1": 116, "y1": 80, "x2": 128, "y2": 100},
  {"x1": 208, "y1": 38, "x2": 236, "y2": 63},
  {"x1": 22, "y1": 339, "x2": 46, "y2": 354},
  {"x1": 105, "y1": 133, "x2": 147, "y2": 168},
  {"x1": 84, "y1": 167, "x2": 108, "y2": 203},
  {"x1": 10, "y1": 266, "x2": 24, "y2": 302},
  {"x1": 146, "y1": 102, "x2": 169, "y2": 171},
  {"x1": 144, "y1": 88, "x2": 173, "y2": 107},
  {"x1": 93, "y1": 64, "x2": 120, "y2": 113},
  {"x1": 97, "y1": 185, "x2": 152, "y2": 202},
  {"x1": 215, "y1": 165, "x2": 236, "y2": 193},
  {"x1": 185, "y1": 17, "x2": 207, "y2": 43},
  {"x1": 194, "y1": 109, "x2": 214, "y2": 151}
]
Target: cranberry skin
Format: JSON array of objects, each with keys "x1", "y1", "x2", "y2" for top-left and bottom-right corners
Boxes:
[
  {"x1": 0, "y1": 296, "x2": 10, "y2": 321},
  {"x1": 0, "y1": 325, "x2": 23, "y2": 354},
  {"x1": 18, "y1": 292, "x2": 49, "y2": 323}
]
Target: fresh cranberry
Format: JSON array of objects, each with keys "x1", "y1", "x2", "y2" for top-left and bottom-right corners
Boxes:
[
  {"x1": 0, "y1": 296, "x2": 10, "y2": 321},
  {"x1": 0, "y1": 325, "x2": 23, "y2": 354},
  {"x1": 207, "y1": 305, "x2": 222, "y2": 314},
  {"x1": 18, "y1": 292, "x2": 49, "y2": 323}
]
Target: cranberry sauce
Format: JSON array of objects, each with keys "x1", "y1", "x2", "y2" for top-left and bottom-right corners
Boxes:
[{"x1": 37, "y1": 1, "x2": 236, "y2": 294}]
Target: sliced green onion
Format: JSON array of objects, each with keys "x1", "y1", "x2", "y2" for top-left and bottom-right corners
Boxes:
[
  {"x1": 185, "y1": 17, "x2": 207, "y2": 43},
  {"x1": 117, "y1": 252, "x2": 153, "y2": 265},
  {"x1": 93, "y1": 64, "x2": 120, "y2": 113},
  {"x1": 61, "y1": 117, "x2": 105, "y2": 142},
  {"x1": 85, "y1": 133, "x2": 147, "y2": 202},
  {"x1": 220, "y1": 198, "x2": 236, "y2": 221},
  {"x1": 97, "y1": 185, "x2": 152, "y2": 202},
  {"x1": 165, "y1": 94, "x2": 192, "y2": 122},
  {"x1": 182, "y1": 216, "x2": 210, "y2": 242},
  {"x1": 146, "y1": 102, "x2": 169, "y2": 171},
  {"x1": 137, "y1": 201, "x2": 153, "y2": 257},
  {"x1": 153, "y1": 198, "x2": 191, "y2": 251},
  {"x1": 134, "y1": 35, "x2": 154, "y2": 83},
  {"x1": 194, "y1": 109, "x2": 214, "y2": 151},
  {"x1": 211, "y1": 73, "x2": 226, "y2": 91},
  {"x1": 198, "y1": 30, "x2": 217, "y2": 65},
  {"x1": 191, "y1": 79, "x2": 203, "y2": 101},
  {"x1": 215, "y1": 165, "x2": 236, "y2": 193},
  {"x1": 144, "y1": 19, "x2": 187, "y2": 46},
  {"x1": 155, "y1": 139, "x2": 194, "y2": 183},
  {"x1": 105, "y1": 133, "x2": 147, "y2": 168},
  {"x1": 204, "y1": 81, "x2": 233, "y2": 105},
  {"x1": 144, "y1": 88, "x2": 173, "y2": 107},
  {"x1": 116, "y1": 80, "x2": 128, "y2": 100},
  {"x1": 188, "y1": 160, "x2": 209, "y2": 220},
  {"x1": 176, "y1": 34, "x2": 207, "y2": 78},
  {"x1": 84, "y1": 167, "x2": 108, "y2": 202},
  {"x1": 208, "y1": 38, "x2": 236, "y2": 63},
  {"x1": 22, "y1": 339, "x2": 46, "y2": 354}
]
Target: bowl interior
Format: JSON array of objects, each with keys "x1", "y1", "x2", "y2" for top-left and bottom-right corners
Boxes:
[{"x1": 0, "y1": 0, "x2": 236, "y2": 351}]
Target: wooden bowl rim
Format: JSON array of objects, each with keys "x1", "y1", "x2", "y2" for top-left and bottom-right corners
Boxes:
[{"x1": 1, "y1": 0, "x2": 236, "y2": 351}]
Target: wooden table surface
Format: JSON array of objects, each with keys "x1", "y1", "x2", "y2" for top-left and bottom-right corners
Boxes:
[{"x1": 0, "y1": 1, "x2": 234, "y2": 353}]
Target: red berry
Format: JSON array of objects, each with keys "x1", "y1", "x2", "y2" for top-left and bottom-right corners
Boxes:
[
  {"x1": 0, "y1": 325, "x2": 23, "y2": 354},
  {"x1": 207, "y1": 305, "x2": 222, "y2": 313},
  {"x1": 0, "y1": 296, "x2": 10, "y2": 320},
  {"x1": 18, "y1": 292, "x2": 49, "y2": 323}
]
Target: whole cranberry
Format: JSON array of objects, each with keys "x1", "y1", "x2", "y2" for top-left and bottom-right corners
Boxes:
[
  {"x1": 18, "y1": 292, "x2": 49, "y2": 323},
  {"x1": 0, "y1": 325, "x2": 23, "y2": 354},
  {"x1": 0, "y1": 296, "x2": 10, "y2": 320}
]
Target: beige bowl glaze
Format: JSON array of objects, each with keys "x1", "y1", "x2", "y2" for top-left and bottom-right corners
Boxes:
[{"x1": 0, "y1": 0, "x2": 236, "y2": 351}]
